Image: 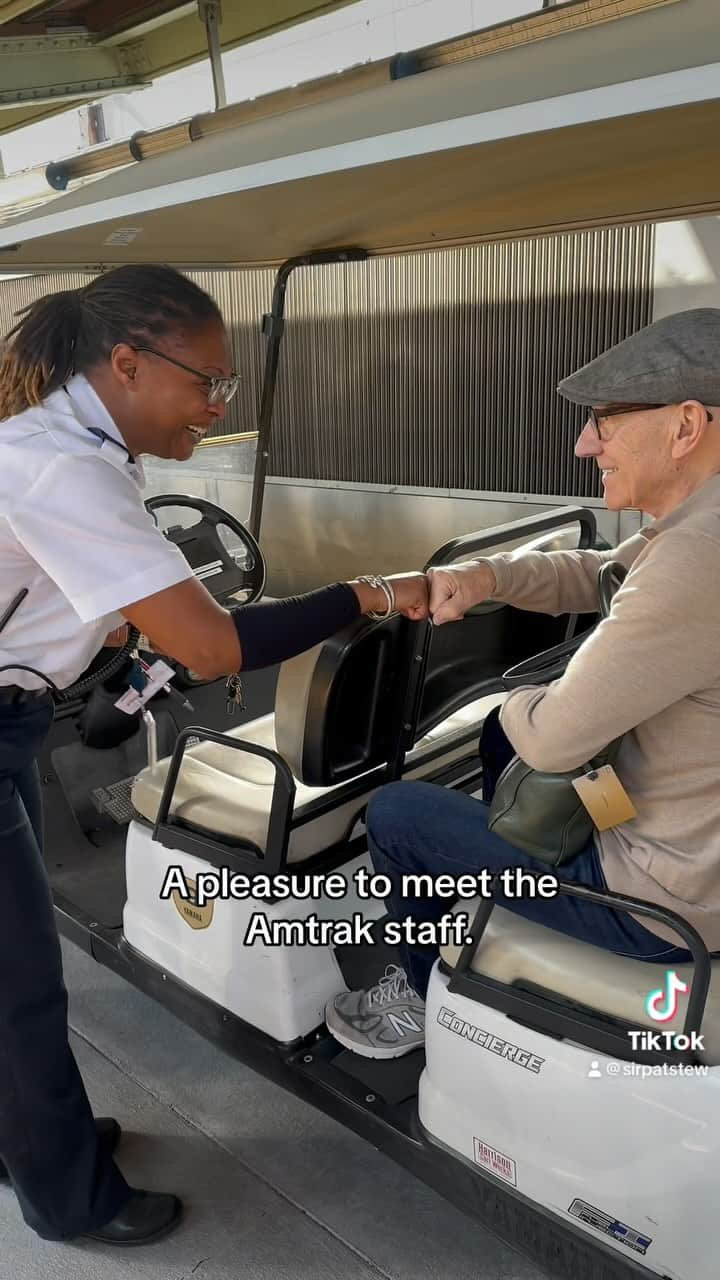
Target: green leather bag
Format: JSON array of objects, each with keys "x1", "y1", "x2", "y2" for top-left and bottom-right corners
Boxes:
[
  {"x1": 486, "y1": 560, "x2": 628, "y2": 867},
  {"x1": 487, "y1": 738, "x2": 624, "y2": 866}
]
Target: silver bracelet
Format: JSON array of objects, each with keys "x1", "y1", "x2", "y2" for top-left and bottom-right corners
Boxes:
[{"x1": 357, "y1": 574, "x2": 395, "y2": 619}]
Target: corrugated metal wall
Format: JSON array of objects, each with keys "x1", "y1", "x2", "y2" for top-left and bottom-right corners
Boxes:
[{"x1": 0, "y1": 222, "x2": 654, "y2": 498}]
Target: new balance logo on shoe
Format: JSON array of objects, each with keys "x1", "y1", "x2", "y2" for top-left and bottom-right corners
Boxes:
[
  {"x1": 325, "y1": 965, "x2": 427, "y2": 1059},
  {"x1": 387, "y1": 1009, "x2": 423, "y2": 1037}
]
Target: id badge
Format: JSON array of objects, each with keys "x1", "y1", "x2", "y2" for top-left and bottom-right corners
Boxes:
[
  {"x1": 114, "y1": 660, "x2": 175, "y2": 716},
  {"x1": 571, "y1": 765, "x2": 637, "y2": 829}
]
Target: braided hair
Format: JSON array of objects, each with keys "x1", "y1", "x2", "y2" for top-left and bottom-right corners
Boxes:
[{"x1": 0, "y1": 264, "x2": 223, "y2": 420}]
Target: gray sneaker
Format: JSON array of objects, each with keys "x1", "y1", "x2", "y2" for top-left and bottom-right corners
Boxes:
[{"x1": 325, "y1": 965, "x2": 426, "y2": 1059}]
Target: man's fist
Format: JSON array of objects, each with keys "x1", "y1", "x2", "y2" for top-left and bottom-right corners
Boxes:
[{"x1": 427, "y1": 562, "x2": 497, "y2": 625}]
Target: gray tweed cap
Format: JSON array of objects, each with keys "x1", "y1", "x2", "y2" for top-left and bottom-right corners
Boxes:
[{"x1": 557, "y1": 308, "x2": 720, "y2": 407}]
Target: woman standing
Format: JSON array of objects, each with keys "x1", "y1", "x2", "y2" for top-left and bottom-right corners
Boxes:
[{"x1": 0, "y1": 264, "x2": 428, "y2": 1245}]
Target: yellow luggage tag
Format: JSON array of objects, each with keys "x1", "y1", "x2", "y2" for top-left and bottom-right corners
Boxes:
[{"x1": 572, "y1": 765, "x2": 637, "y2": 830}]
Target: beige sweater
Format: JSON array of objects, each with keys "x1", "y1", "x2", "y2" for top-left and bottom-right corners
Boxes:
[{"x1": 478, "y1": 476, "x2": 720, "y2": 951}]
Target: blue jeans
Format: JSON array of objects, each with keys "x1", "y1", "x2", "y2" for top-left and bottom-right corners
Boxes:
[
  {"x1": 0, "y1": 696, "x2": 129, "y2": 1239},
  {"x1": 367, "y1": 780, "x2": 693, "y2": 998}
]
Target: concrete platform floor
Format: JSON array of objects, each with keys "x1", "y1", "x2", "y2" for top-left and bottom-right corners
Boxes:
[{"x1": 0, "y1": 938, "x2": 546, "y2": 1280}]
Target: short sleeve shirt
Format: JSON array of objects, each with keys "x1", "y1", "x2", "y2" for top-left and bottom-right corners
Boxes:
[{"x1": 0, "y1": 374, "x2": 194, "y2": 689}]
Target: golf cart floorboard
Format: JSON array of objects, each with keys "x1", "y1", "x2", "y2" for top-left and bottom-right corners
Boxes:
[
  {"x1": 41, "y1": 738, "x2": 130, "y2": 928},
  {"x1": 45, "y1": 827, "x2": 128, "y2": 928}
]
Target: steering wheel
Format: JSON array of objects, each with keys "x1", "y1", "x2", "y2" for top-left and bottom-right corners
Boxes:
[
  {"x1": 145, "y1": 494, "x2": 266, "y2": 605},
  {"x1": 501, "y1": 559, "x2": 627, "y2": 690},
  {"x1": 55, "y1": 495, "x2": 266, "y2": 705}
]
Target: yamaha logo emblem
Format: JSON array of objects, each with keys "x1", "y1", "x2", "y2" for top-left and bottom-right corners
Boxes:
[{"x1": 172, "y1": 876, "x2": 214, "y2": 930}]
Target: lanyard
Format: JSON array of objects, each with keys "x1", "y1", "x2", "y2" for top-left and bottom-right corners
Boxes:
[
  {"x1": 62, "y1": 385, "x2": 135, "y2": 464},
  {"x1": 86, "y1": 425, "x2": 135, "y2": 464}
]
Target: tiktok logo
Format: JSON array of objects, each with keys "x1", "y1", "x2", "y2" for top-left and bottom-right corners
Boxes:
[{"x1": 644, "y1": 970, "x2": 689, "y2": 1023}]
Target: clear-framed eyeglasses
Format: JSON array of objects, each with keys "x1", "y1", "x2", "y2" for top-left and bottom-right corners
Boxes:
[{"x1": 134, "y1": 345, "x2": 242, "y2": 404}]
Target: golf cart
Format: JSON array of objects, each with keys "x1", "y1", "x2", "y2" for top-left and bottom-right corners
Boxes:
[
  {"x1": 34, "y1": 472, "x2": 718, "y2": 1280},
  {"x1": 2, "y1": 1, "x2": 720, "y2": 1274}
]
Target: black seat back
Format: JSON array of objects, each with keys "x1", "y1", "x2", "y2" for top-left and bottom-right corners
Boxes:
[
  {"x1": 274, "y1": 612, "x2": 422, "y2": 785},
  {"x1": 417, "y1": 507, "x2": 598, "y2": 736},
  {"x1": 274, "y1": 506, "x2": 598, "y2": 787}
]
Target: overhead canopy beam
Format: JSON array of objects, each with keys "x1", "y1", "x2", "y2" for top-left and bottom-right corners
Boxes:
[
  {"x1": 0, "y1": 2, "x2": 198, "y2": 40},
  {"x1": 0, "y1": 32, "x2": 151, "y2": 108},
  {"x1": 0, "y1": 0, "x2": 359, "y2": 136},
  {"x1": 106, "y1": 0, "x2": 358, "y2": 80}
]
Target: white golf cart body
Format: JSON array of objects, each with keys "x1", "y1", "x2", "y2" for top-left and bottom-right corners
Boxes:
[{"x1": 2, "y1": 3, "x2": 720, "y2": 1277}]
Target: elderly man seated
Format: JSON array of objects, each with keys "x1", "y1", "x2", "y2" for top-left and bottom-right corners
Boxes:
[{"x1": 326, "y1": 307, "x2": 720, "y2": 1059}]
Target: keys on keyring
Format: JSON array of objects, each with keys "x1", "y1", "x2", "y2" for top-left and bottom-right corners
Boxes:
[{"x1": 226, "y1": 673, "x2": 245, "y2": 715}]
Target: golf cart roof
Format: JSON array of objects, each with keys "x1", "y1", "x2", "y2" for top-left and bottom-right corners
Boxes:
[{"x1": 0, "y1": 0, "x2": 719, "y2": 270}]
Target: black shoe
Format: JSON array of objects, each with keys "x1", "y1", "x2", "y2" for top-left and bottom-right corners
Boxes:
[
  {"x1": 0, "y1": 1117, "x2": 121, "y2": 1181},
  {"x1": 83, "y1": 1190, "x2": 182, "y2": 1246}
]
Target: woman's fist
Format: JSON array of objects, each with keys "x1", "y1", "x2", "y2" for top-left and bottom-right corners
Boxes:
[{"x1": 387, "y1": 572, "x2": 430, "y2": 621}]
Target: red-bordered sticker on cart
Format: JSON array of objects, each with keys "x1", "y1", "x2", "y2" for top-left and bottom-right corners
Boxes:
[{"x1": 473, "y1": 1138, "x2": 517, "y2": 1186}]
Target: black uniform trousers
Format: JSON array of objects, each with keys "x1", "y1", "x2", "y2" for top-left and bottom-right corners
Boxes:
[{"x1": 0, "y1": 695, "x2": 130, "y2": 1239}]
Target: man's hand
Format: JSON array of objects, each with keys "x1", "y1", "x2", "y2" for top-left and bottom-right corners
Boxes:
[{"x1": 427, "y1": 562, "x2": 497, "y2": 624}]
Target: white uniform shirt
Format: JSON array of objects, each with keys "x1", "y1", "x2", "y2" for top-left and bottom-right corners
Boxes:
[{"x1": 0, "y1": 373, "x2": 194, "y2": 690}]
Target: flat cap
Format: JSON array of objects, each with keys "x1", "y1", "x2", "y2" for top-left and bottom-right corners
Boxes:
[{"x1": 557, "y1": 308, "x2": 720, "y2": 407}]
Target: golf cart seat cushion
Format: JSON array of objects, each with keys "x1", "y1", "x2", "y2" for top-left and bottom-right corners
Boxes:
[
  {"x1": 130, "y1": 692, "x2": 508, "y2": 863},
  {"x1": 441, "y1": 902, "x2": 720, "y2": 1065}
]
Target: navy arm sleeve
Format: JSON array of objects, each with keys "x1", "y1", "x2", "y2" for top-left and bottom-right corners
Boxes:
[{"x1": 230, "y1": 582, "x2": 361, "y2": 670}]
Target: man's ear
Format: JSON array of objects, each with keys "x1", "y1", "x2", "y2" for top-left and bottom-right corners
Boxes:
[
  {"x1": 109, "y1": 343, "x2": 138, "y2": 388},
  {"x1": 672, "y1": 401, "x2": 708, "y2": 459}
]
